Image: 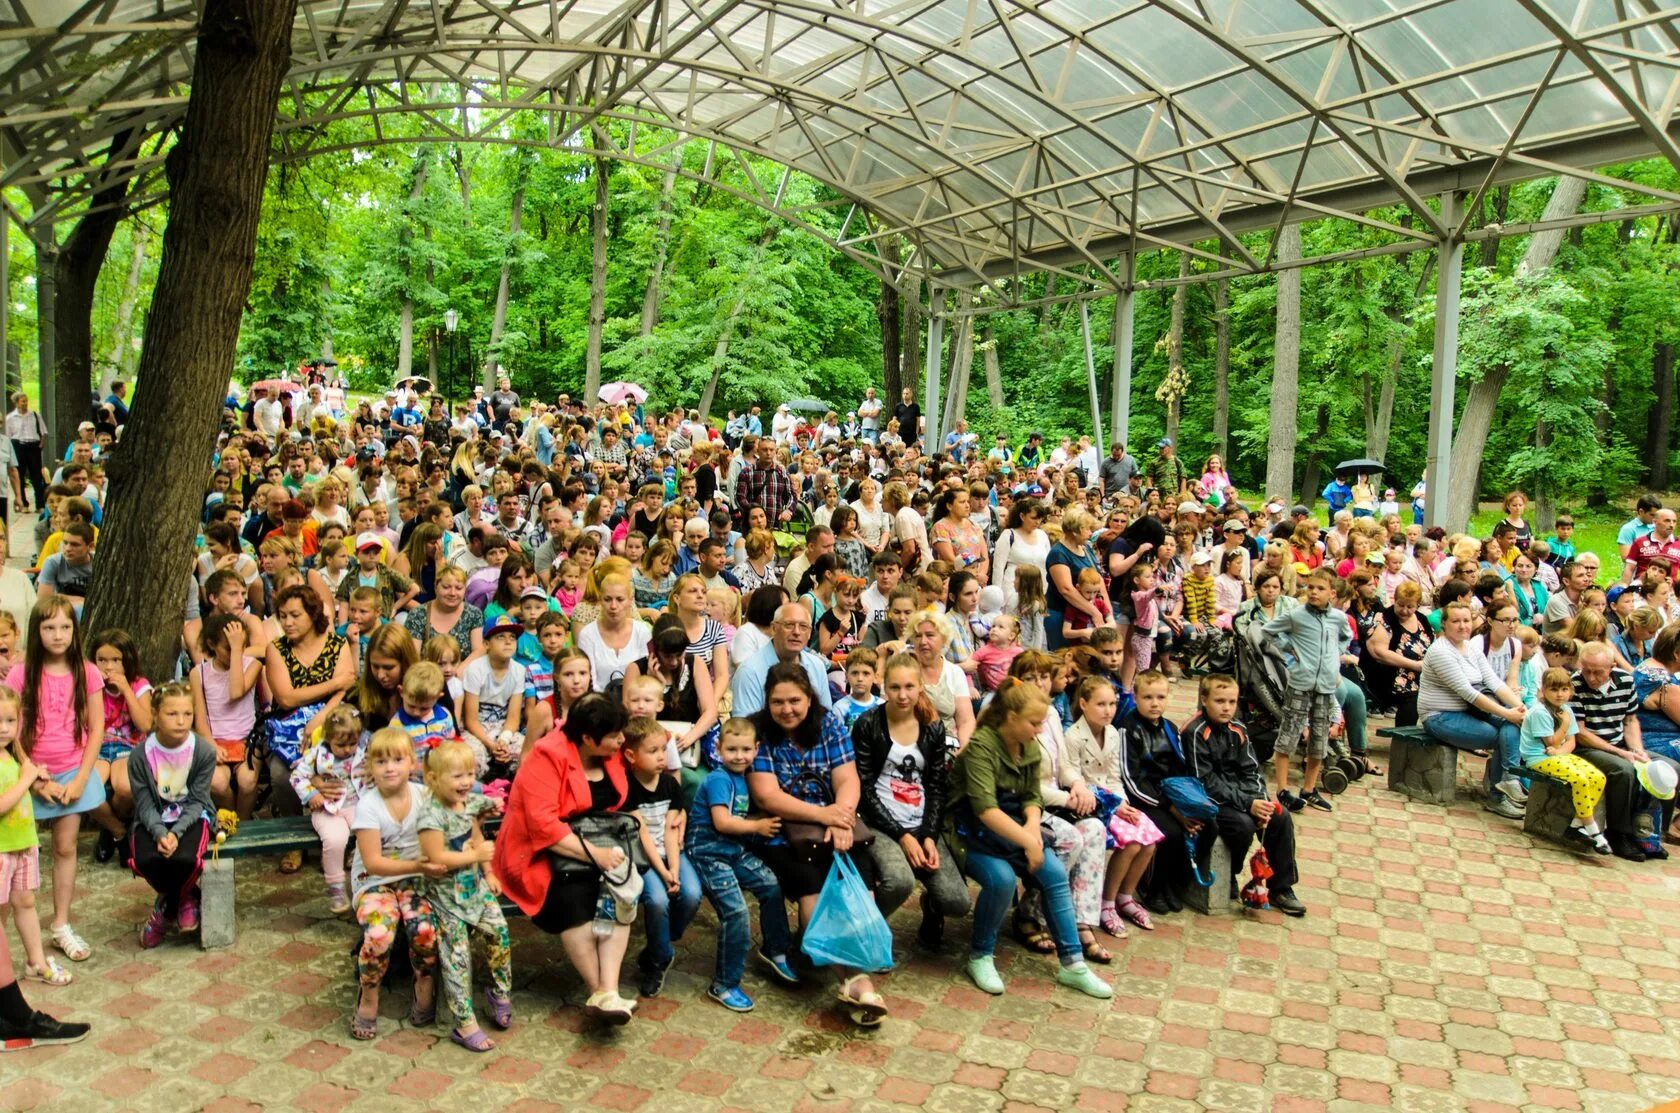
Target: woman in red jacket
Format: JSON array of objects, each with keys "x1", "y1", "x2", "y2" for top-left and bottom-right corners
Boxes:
[{"x1": 492, "y1": 694, "x2": 637, "y2": 1022}]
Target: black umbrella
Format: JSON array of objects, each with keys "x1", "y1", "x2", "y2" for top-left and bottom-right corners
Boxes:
[{"x1": 1334, "y1": 458, "x2": 1384, "y2": 477}]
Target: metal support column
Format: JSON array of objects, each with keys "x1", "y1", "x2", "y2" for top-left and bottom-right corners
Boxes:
[
  {"x1": 34, "y1": 225, "x2": 56, "y2": 460},
  {"x1": 1079, "y1": 301, "x2": 1105, "y2": 460},
  {"x1": 1425, "y1": 193, "x2": 1462, "y2": 532},
  {"x1": 1111, "y1": 256, "x2": 1135, "y2": 448},
  {"x1": 923, "y1": 311, "x2": 944, "y2": 454}
]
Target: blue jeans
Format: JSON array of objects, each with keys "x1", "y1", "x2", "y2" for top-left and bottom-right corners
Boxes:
[
  {"x1": 638, "y1": 855, "x2": 702, "y2": 970},
  {"x1": 963, "y1": 845, "x2": 1081, "y2": 965},
  {"x1": 1336, "y1": 677, "x2": 1368, "y2": 755},
  {"x1": 693, "y1": 850, "x2": 792, "y2": 993},
  {"x1": 1423, "y1": 709, "x2": 1519, "y2": 797}
]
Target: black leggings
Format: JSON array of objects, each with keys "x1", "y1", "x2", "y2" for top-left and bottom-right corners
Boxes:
[
  {"x1": 128, "y1": 819, "x2": 211, "y2": 915},
  {"x1": 1137, "y1": 802, "x2": 1189, "y2": 899}
]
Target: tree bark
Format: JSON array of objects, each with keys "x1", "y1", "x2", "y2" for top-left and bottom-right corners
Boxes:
[
  {"x1": 640, "y1": 164, "x2": 679, "y2": 337},
  {"x1": 1159, "y1": 253, "x2": 1190, "y2": 443},
  {"x1": 1212, "y1": 278, "x2": 1229, "y2": 460},
  {"x1": 1444, "y1": 175, "x2": 1586, "y2": 530},
  {"x1": 485, "y1": 184, "x2": 523, "y2": 378},
  {"x1": 55, "y1": 132, "x2": 134, "y2": 441},
  {"x1": 901, "y1": 276, "x2": 922, "y2": 399},
  {"x1": 983, "y1": 322, "x2": 1004, "y2": 410},
  {"x1": 878, "y1": 236, "x2": 903, "y2": 402},
  {"x1": 1299, "y1": 404, "x2": 1331, "y2": 505},
  {"x1": 584, "y1": 139, "x2": 608, "y2": 404},
  {"x1": 395, "y1": 162, "x2": 428, "y2": 379},
  {"x1": 1266, "y1": 225, "x2": 1302, "y2": 500},
  {"x1": 1649, "y1": 343, "x2": 1675, "y2": 490},
  {"x1": 943, "y1": 315, "x2": 974, "y2": 432},
  {"x1": 106, "y1": 221, "x2": 148, "y2": 386},
  {"x1": 83, "y1": 0, "x2": 298, "y2": 682}
]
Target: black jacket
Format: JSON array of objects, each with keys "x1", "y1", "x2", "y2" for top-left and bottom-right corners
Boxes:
[
  {"x1": 1182, "y1": 713, "x2": 1266, "y2": 811},
  {"x1": 851, "y1": 705, "x2": 949, "y2": 841},
  {"x1": 1119, "y1": 709, "x2": 1186, "y2": 808}
]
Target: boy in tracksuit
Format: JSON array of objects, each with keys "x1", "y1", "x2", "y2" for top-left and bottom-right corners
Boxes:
[
  {"x1": 1182, "y1": 674, "x2": 1306, "y2": 917},
  {"x1": 1262, "y1": 568, "x2": 1351, "y2": 812},
  {"x1": 1119, "y1": 671, "x2": 1192, "y2": 916}
]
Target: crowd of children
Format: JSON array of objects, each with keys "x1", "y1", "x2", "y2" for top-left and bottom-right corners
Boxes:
[{"x1": 4, "y1": 385, "x2": 1678, "y2": 1055}]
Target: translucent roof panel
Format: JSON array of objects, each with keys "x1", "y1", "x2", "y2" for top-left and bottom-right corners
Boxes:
[{"x1": 1, "y1": 0, "x2": 1677, "y2": 283}]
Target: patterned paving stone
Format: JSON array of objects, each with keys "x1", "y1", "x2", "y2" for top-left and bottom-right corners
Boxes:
[{"x1": 6, "y1": 692, "x2": 1680, "y2": 1111}]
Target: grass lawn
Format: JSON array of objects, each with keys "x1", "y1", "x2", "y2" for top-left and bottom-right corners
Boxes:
[{"x1": 1468, "y1": 505, "x2": 1629, "y2": 584}]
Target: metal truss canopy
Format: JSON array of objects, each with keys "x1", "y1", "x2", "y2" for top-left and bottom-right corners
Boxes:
[{"x1": 4, "y1": 0, "x2": 1680, "y2": 296}]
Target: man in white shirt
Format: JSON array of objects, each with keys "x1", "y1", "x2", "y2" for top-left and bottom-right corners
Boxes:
[
  {"x1": 252, "y1": 388, "x2": 285, "y2": 441},
  {"x1": 857, "y1": 388, "x2": 883, "y2": 443}
]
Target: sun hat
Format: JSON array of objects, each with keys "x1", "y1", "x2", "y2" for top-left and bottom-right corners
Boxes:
[{"x1": 1638, "y1": 760, "x2": 1677, "y2": 801}]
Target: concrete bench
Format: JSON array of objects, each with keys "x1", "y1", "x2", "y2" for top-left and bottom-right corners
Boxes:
[
  {"x1": 1521, "y1": 767, "x2": 1608, "y2": 849},
  {"x1": 1381, "y1": 725, "x2": 1465, "y2": 805},
  {"x1": 200, "y1": 816, "x2": 319, "y2": 949},
  {"x1": 1180, "y1": 835, "x2": 1237, "y2": 916}
]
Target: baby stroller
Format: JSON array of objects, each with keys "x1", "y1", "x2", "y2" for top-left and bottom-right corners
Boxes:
[{"x1": 1231, "y1": 607, "x2": 1366, "y2": 795}]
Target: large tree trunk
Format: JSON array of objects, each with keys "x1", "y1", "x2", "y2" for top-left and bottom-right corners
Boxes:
[
  {"x1": 1444, "y1": 176, "x2": 1586, "y2": 531},
  {"x1": 878, "y1": 236, "x2": 903, "y2": 402},
  {"x1": 982, "y1": 322, "x2": 1003, "y2": 409},
  {"x1": 1212, "y1": 278, "x2": 1229, "y2": 460},
  {"x1": 901, "y1": 276, "x2": 922, "y2": 399},
  {"x1": 395, "y1": 163, "x2": 428, "y2": 379},
  {"x1": 106, "y1": 221, "x2": 148, "y2": 386},
  {"x1": 1266, "y1": 225, "x2": 1302, "y2": 500},
  {"x1": 640, "y1": 165, "x2": 679, "y2": 337},
  {"x1": 83, "y1": 0, "x2": 297, "y2": 682},
  {"x1": 1159, "y1": 254, "x2": 1190, "y2": 444},
  {"x1": 1649, "y1": 343, "x2": 1675, "y2": 490},
  {"x1": 484, "y1": 185, "x2": 523, "y2": 378},
  {"x1": 584, "y1": 141, "x2": 608, "y2": 404},
  {"x1": 1299, "y1": 404, "x2": 1331, "y2": 506},
  {"x1": 54, "y1": 132, "x2": 133, "y2": 441}
]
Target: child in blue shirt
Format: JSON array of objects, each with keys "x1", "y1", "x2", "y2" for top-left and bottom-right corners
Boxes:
[
  {"x1": 394, "y1": 662, "x2": 456, "y2": 772},
  {"x1": 688, "y1": 718, "x2": 797, "y2": 1012},
  {"x1": 831, "y1": 650, "x2": 884, "y2": 728}
]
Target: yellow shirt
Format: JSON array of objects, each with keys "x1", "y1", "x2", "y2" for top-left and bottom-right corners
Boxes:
[{"x1": 37, "y1": 524, "x2": 100, "y2": 565}]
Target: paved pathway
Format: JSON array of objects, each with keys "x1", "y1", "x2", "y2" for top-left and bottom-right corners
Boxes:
[{"x1": 4, "y1": 685, "x2": 1680, "y2": 1113}]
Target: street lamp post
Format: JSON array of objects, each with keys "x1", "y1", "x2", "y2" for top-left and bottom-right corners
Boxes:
[{"x1": 443, "y1": 309, "x2": 458, "y2": 413}]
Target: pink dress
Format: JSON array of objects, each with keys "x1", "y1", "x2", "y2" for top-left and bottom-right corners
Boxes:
[{"x1": 5, "y1": 661, "x2": 104, "y2": 774}]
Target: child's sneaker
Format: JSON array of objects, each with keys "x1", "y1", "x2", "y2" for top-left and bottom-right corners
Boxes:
[
  {"x1": 707, "y1": 985, "x2": 755, "y2": 1012},
  {"x1": 1276, "y1": 789, "x2": 1305, "y2": 813},
  {"x1": 139, "y1": 901, "x2": 168, "y2": 949},
  {"x1": 1301, "y1": 789, "x2": 1333, "y2": 812},
  {"x1": 1055, "y1": 961, "x2": 1113, "y2": 999},
  {"x1": 758, "y1": 951, "x2": 800, "y2": 986},
  {"x1": 966, "y1": 955, "x2": 1005, "y2": 995},
  {"x1": 326, "y1": 883, "x2": 351, "y2": 915},
  {"x1": 1495, "y1": 777, "x2": 1529, "y2": 805},
  {"x1": 177, "y1": 894, "x2": 201, "y2": 932},
  {"x1": 638, "y1": 958, "x2": 671, "y2": 998}
]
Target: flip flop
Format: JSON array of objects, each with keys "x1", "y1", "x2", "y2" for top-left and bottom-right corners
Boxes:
[
  {"x1": 837, "y1": 976, "x2": 888, "y2": 1024},
  {"x1": 451, "y1": 1026, "x2": 495, "y2": 1053}
]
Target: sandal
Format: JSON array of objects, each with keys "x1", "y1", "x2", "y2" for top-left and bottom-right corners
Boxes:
[
  {"x1": 1078, "y1": 930, "x2": 1113, "y2": 965},
  {"x1": 409, "y1": 977, "x2": 437, "y2": 1027},
  {"x1": 50, "y1": 924, "x2": 90, "y2": 962},
  {"x1": 487, "y1": 989, "x2": 512, "y2": 1030},
  {"x1": 450, "y1": 1026, "x2": 495, "y2": 1053},
  {"x1": 1099, "y1": 907, "x2": 1130, "y2": 938},
  {"x1": 351, "y1": 989, "x2": 379, "y2": 1040},
  {"x1": 837, "y1": 975, "x2": 888, "y2": 1024},
  {"x1": 278, "y1": 850, "x2": 304, "y2": 874},
  {"x1": 1116, "y1": 895, "x2": 1154, "y2": 931},
  {"x1": 23, "y1": 957, "x2": 73, "y2": 987},
  {"x1": 1010, "y1": 915, "x2": 1057, "y2": 955}
]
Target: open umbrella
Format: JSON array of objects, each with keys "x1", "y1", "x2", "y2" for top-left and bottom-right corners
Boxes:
[
  {"x1": 1334, "y1": 457, "x2": 1384, "y2": 477},
  {"x1": 784, "y1": 397, "x2": 834, "y2": 414},
  {"x1": 251, "y1": 378, "x2": 303, "y2": 394},
  {"x1": 598, "y1": 381, "x2": 648, "y2": 406}
]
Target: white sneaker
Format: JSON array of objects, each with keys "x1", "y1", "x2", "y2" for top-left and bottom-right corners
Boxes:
[{"x1": 1496, "y1": 777, "x2": 1529, "y2": 805}]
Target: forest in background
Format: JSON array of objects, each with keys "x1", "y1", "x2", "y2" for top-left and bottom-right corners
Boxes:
[{"x1": 5, "y1": 115, "x2": 1678, "y2": 515}]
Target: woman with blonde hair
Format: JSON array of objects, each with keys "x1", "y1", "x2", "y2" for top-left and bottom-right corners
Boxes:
[
  {"x1": 569, "y1": 556, "x2": 631, "y2": 631},
  {"x1": 910, "y1": 609, "x2": 976, "y2": 747}
]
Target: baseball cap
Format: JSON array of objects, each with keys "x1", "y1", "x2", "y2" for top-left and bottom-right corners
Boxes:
[
  {"x1": 520, "y1": 584, "x2": 549, "y2": 601},
  {"x1": 482, "y1": 613, "x2": 522, "y2": 639},
  {"x1": 355, "y1": 532, "x2": 383, "y2": 551},
  {"x1": 1190, "y1": 551, "x2": 1214, "y2": 566},
  {"x1": 77, "y1": 420, "x2": 95, "y2": 432},
  {"x1": 1223, "y1": 518, "x2": 1245, "y2": 533},
  {"x1": 356, "y1": 444, "x2": 378, "y2": 460},
  {"x1": 1365, "y1": 551, "x2": 1385, "y2": 566},
  {"x1": 1266, "y1": 500, "x2": 1284, "y2": 515},
  {"x1": 1157, "y1": 437, "x2": 1173, "y2": 448},
  {"x1": 1176, "y1": 501, "x2": 1202, "y2": 516},
  {"x1": 1291, "y1": 504, "x2": 1311, "y2": 517}
]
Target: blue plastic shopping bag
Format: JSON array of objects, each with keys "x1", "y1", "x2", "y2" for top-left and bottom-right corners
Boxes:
[{"x1": 800, "y1": 853, "x2": 895, "y2": 972}]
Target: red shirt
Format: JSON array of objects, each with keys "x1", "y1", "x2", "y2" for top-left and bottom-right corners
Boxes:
[
  {"x1": 492, "y1": 729, "x2": 627, "y2": 916},
  {"x1": 1628, "y1": 533, "x2": 1680, "y2": 580}
]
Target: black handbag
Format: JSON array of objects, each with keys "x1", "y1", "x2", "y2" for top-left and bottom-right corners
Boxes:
[
  {"x1": 783, "y1": 771, "x2": 872, "y2": 855},
  {"x1": 548, "y1": 811, "x2": 646, "y2": 882}
]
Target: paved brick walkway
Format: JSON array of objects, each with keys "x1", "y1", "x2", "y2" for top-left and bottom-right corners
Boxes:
[{"x1": 4, "y1": 684, "x2": 1680, "y2": 1113}]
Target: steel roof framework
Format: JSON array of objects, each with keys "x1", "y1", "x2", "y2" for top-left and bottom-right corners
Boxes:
[{"x1": 1, "y1": 0, "x2": 1679, "y2": 305}]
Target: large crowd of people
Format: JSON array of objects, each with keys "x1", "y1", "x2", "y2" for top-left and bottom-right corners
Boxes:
[{"x1": 1, "y1": 368, "x2": 1677, "y2": 1053}]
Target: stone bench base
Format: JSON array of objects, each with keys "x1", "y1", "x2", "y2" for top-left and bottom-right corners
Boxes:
[
  {"x1": 1523, "y1": 774, "x2": 1609, "y2": 848},
  {"x1": 1181, "y1": 835, "x2": 1237, "y2": 915},
  {"x1": 1388, "y1": 733, "x2": 1458, "y2": 805}
]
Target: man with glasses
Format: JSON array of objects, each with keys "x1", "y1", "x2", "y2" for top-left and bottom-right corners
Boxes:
[{"x1": 730, "y1": 602, "x2": 832, "y2": 716}]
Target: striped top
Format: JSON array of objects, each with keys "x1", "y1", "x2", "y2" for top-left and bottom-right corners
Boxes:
[{"x1": 1571, "y1": 668, "x2": 1636, "y2": 748}]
